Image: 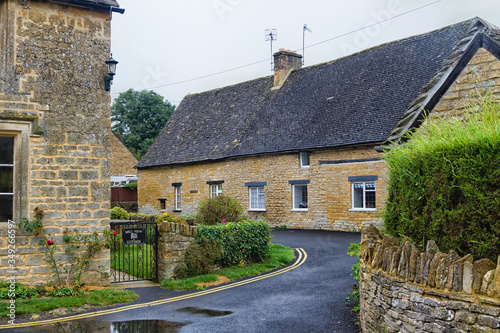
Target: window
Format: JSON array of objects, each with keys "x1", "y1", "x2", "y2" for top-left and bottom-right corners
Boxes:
[
  {"x1": 0, "y1": 136, "x2": 14, "y2": 221},
  {"x1": 210, "y1": 184, "x2": 223, "y2": 198},
  {"x1": 300, "y1": 152, "x2": 310, "y2": 168},
  {"x1": 175, "y1": 186, "x2": 181, "y2": 211},
  {"x1": 249, "y1": 187, "x2": 265, "y2": 210},
  {"x1": 289, "y1": 180, "x2": 309, "y2": 211},
  {"x1": 349, "y1": 176, "x2": 377, "y2": 211}
]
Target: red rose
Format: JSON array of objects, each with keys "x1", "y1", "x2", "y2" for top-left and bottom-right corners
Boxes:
[
  {"x1": 113, "y1": 230, "x2": 117, "y2": 236},
  {"x1": 47, "y1": 240, "x2": 54, "y2": 246}
]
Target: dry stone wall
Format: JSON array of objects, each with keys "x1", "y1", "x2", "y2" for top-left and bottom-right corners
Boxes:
[{"x1": 359, "y1": 225, "x2": 500, "y2": 332}]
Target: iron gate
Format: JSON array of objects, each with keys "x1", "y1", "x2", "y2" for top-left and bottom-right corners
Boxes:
[{"x1": 110, "y1": 218, "x2": 158, "y2": 283}]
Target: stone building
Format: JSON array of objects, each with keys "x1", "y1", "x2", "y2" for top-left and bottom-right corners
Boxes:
[
  {"x1": 0, "y1": 0, "x2": 123, "y2": 285},
  {"x1": 137, "y1": 17, "x2": 500, "y2": 231},
  {"x1": 110, "y1": 132, "x2": 138, "y2": 176}
]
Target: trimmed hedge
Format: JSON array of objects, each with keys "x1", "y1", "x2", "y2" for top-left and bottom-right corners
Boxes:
[
  {"x1": 383, "y1": 94, "x2": 500, "y2": 261},
  {"x1": 196, "y1": 220, "x2": 271, "y2": 267}
]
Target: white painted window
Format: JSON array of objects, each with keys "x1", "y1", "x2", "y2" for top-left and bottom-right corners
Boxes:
[
  {"x1": 300, "y1": 152, "x2": 310, "y2": 168},
  {"x1": 0, "y1": 136, "x2": 14, "y2": 222},
  {"x1": 292, "y1": 184, "x2": 308, "y2": 210},
  {"x1": 351, "y1": 181, "x2": 376, "y2": 210},
  {"x1": 249, "y1": 186, "x2": 265, "y2": 210},
  {"x1": 210, "y1": 184, "x2": 223, "y2": 198},
  {"x1": 174, "y1": 186, "x2": 181, "y2": 211}
]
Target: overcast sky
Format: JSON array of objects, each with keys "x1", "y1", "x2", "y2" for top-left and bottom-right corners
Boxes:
[{"x1": 109, "y1": 0, "x2": 500, "y2": 106}]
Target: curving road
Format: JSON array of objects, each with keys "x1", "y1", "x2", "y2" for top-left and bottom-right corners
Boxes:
[{"x1": 5, "y1": 230, "x2": 361, "y2": 333}]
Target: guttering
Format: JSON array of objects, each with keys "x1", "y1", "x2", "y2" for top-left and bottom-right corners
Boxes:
[{"x1": 53, "y1": 0, "x2": 125, "y2": 14}]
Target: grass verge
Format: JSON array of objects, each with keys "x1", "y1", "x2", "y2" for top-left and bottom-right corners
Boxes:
[
  {"x1": 0, "y1": 288, "x2": 138, "y2": 318},
  {"x1": 161, "y1": 243, "x2": 295, "y2": 291}
]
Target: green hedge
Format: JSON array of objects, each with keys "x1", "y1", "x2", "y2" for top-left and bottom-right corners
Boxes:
[
  {"x1": 383, "y1": 94, "x2": 500, "y2": 261},
  {"x1": 196, "y1": 220, "x2": 271, "y2": 267}
]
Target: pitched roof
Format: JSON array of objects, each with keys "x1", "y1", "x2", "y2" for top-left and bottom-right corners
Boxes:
[{"x1": 138, "y1": 17, "x2": 500, "y2": 169}]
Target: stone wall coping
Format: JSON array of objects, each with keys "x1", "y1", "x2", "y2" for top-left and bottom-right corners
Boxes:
[{"x1": 360, "y1": 224, "x2": 500, "y2": 299}]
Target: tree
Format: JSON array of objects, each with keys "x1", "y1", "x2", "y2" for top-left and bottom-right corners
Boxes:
[{"x1": 111, "y1": 89, "x2": 175, "y2": 159}]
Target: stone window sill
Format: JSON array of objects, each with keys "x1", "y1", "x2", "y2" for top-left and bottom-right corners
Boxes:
[{"x1": 349, "y1": 208, "x2": 377, "y2": 212}]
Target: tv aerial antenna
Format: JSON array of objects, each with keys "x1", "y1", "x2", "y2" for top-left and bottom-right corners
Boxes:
[
  {"x1": 265, "y1": 29, "x2": 277, "y2": 71},
  {"x1": 303, "y1": 24, "x2": 312, "y2": 65}
]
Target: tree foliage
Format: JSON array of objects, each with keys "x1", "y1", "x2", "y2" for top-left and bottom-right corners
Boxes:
[
  {"x1": 383, "y1": 93, "x2": 500, "y2": 261},
  {"x1": 111, "y1": 89, "x2": 175, "y2": 159}
]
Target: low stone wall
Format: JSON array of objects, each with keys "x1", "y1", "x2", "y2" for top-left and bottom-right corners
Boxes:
[
  {"x1": 359, "y1": 225, "x2": 500, "y2": 332},
  {"x1": 156, "y1": 222, "x2": 198, "y2": 281}
]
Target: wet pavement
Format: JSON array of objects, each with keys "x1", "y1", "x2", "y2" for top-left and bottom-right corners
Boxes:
[{"x1": 3, "y1": 229, "x2": 361, "y2": 333}]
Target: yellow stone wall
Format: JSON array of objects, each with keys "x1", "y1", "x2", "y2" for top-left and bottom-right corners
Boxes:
[
  {"x1": 0, "y1": 0, "x2": 113, "y2": 286},
  {"x1": 139, "y1": 146, "x2": 387, "y2": 231},
  {"x1": 110, "y1": 132, "x2": 138, "y2": 176}
]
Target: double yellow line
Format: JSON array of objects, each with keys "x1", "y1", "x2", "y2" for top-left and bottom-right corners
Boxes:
[{"x1": 0, "y1": 248, "x2": 307, "y2": 329}]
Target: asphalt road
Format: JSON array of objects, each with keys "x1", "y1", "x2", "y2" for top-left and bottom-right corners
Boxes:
[{"x1": 5, "y1": 229, "x2": 361, "y2": 333}]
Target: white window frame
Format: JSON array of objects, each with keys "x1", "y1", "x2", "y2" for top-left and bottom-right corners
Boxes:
[
  {"x1": 292, "y1": 184, "x2": 308, "y2": 211},
  {"x1": 300, "y1": 152, "x2": 310, "y2": 168},
  {"x1": 210, "y1": 184, "x2": 223, "y2": 198},
  {"x1": 350, "y1": 181, "x2": 377, "y2": 211},
  {"x1": 174, "y1": 186, "x2": 181, "y2": 211},
  {"x1": 248, "y1": 186, "x2": 265, "y2": 211}
]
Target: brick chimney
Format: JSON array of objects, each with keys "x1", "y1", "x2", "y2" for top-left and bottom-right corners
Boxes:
[{"x1": 273, "y1": 49, "x2": 303, "y2": 88}]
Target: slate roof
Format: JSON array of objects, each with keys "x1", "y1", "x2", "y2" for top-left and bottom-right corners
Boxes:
[{"x1": 138, "y1": 17, "x2": 500, "y2": 169}]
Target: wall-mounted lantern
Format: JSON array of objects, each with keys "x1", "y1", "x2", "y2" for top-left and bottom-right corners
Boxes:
[{"x1": 104, "y1": 54, "x2": 118, "y2": 91}]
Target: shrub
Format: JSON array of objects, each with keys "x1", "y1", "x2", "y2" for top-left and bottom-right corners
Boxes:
[
  {"x1": 194, "y1": 195, "x2": 245, "y2": 225},
  {"x1": 196, "y1": 220, "x2": 271, "y2": 267},
  {"x1": 110, "y1": 207, "x2": 129, "y2": 220},
  {"x1": 123, "y1": 182, "x2": 137, "y2": 191},
  {"x1": 383, "y1": 93, "x2": 500, "y2": 261},
  {"x1": 174, "y1": 239, "x2": 222, "y2": 278},
  {"x1": 157, "y1": 212, "x2": 186, "y2": 224}
]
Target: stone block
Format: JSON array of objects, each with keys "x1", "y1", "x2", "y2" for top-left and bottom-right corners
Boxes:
[
  {"x1": 473, "y1": 258, "x2": 496, "y2": 292},
  {"x1": 429, "y1": 252, "x2": 447, "y2": 288},
  {"x1": 424, "y1": 240, "x2": 439, "y2": 286},
  {"x1": 463, "y1": 261, "x2": 473, "y2": 294},
  {"x1": 494, "y1": 255, "x2": 500, "y2": 296}
]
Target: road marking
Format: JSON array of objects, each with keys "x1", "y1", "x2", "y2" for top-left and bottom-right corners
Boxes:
[{"x1": 0, "y1": 248, "x2": 307, "y2": 329}]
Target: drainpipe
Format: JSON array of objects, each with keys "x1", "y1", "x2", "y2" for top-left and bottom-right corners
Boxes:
[{"x1": 51, "y1": 0, "x2": 125, "y2": 14}]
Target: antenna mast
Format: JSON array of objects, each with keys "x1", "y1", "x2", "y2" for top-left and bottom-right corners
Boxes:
[
  {"x1": 303, "y1": 24, "x2": 312, "y2": 65},
  {"x1": 265, "y1": 29, "x2": 278, "y2": 71}
]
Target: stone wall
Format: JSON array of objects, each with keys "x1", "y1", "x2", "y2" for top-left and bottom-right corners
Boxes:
[
  {"x1": 156, "y1": 222, "x2": 197, "y2": 281},
  {"x1": 359, "y1": 225, "x2": 500, "y2": 332},
  {"x1": 110, "y1": 132, "x2": 138, "y2": 176},
  {"x1": 0, "y1": 0, "x2": 114, "y2": 286},
  {"x1": 138, "y1": 146, "x2": 387, "y2": 231}
]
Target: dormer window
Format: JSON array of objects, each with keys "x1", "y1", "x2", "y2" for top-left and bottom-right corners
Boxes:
[{"x1": 300, "y1": 152, "x2": 310, "y2": 168}]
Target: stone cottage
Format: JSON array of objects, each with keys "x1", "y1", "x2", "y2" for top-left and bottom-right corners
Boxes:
[
  {"x1": 110, "y1": 132, "x2": 138, "y2": 176},
  {"x1": 137, "y1": 17, "x2": 500, "y2": 231},
  {"x1": 0, "y1": 0, "x2": 123, "y2": 285}
]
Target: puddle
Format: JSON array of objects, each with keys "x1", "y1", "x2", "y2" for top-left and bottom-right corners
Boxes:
[
  {"x1": 176, "y1": 306, "x2": 233, "y2": 317},
  {"x1": 29, "y1": 320, "x2": 184, "y2": 333}
]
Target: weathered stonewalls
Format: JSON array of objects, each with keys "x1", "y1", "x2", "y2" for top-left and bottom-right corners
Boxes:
[
  {"x1": 359, "y1": 225, "x2": 500, "y2": 332},
  {"x1": 110, "y1": 132, "x2": 138, "y2": 176},
  {"x1": 156, "y1": 222, "x2": 197, "y2": 281},
  {"x1": 0, "y1": 0, "x2": 113, "y2": 286},
  {"x1": 138, "y1": 146, "x2": 387, "y2": 231}
]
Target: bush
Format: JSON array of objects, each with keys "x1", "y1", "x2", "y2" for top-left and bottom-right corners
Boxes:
[
  {"x1": 196, "y1": 220, "x2": 271, "y2": 267},
  {"x1": 123, "y1": 182, "x2": 137, "y2": 191},
  {"x1": 110, "y1": 207, "x2": 129, "y2": 220},
  {"x1": 174, "y1": 239, "x2": 222, "y2": 278},
  {"x1": 383, "y1": 93, "x2": 500, "y2": 261},
  {"x1": 194, "y1": 195, "x2": 245, "y2": 225},
  {"x1": 157, "y1": 213, "x2": 186, "y2": 224}
]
